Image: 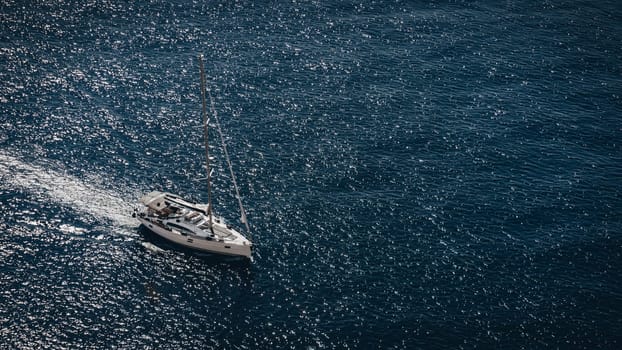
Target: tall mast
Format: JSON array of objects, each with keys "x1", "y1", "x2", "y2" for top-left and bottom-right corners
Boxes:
[{"x1": 198, "y1": 54, "x2": 213, "y2": 230}]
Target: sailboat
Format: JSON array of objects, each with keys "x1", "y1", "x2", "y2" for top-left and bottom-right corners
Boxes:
[{"x1": 134, "y1": 55, "x2": 253, "y2": 259}]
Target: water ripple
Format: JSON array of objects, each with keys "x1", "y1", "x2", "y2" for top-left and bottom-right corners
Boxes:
[{"x1": 1, "y1": 0, "x2": 621, "y2": 348}]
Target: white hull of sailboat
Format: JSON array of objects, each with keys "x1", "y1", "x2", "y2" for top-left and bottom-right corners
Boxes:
[
  {"x1": 138, "y1": 217, "x2": 252, "y2": 258},
  {"x1": 137, "y1": 55, "x2": 254, "y2": 260}
]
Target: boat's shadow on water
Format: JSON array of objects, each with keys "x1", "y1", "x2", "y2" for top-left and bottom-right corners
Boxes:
[{"x1": 137, "y1": 225, "x2": 253, "y2": 268}]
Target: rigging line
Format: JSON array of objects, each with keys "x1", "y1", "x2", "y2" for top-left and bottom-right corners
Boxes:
[{"x1": 205, "y1": 78, "x2": 252, "y2": 239}]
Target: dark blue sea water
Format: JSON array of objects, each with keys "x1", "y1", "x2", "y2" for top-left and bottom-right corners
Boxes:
[{"x1": 1, "y1": 0, "x2": 621, "y2": 348}]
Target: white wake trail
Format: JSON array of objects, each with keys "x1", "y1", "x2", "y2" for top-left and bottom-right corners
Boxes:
[{"x1": 0, "y1": 152, "x2": 139, "y2": 230}]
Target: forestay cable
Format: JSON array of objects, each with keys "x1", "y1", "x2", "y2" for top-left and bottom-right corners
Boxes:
[{"x1": 206, "y1": 82, "x2": 252, "y2": 239}]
